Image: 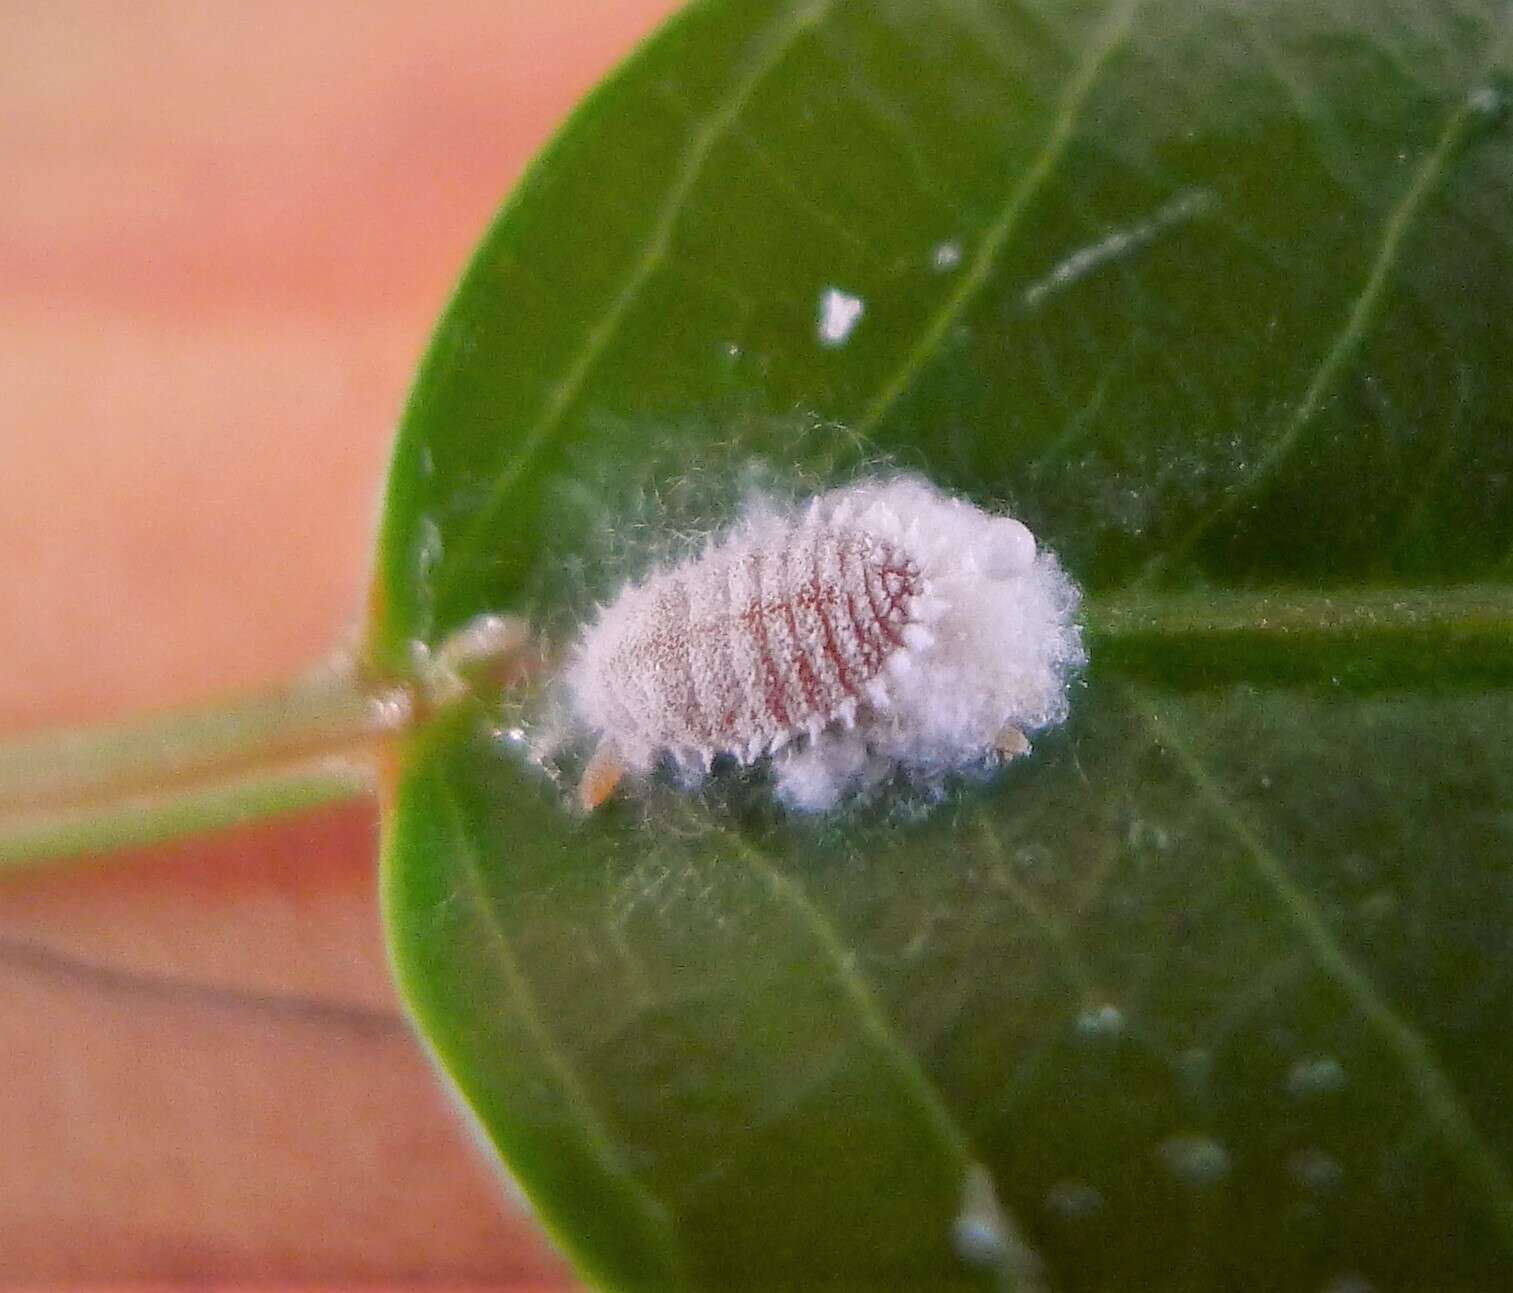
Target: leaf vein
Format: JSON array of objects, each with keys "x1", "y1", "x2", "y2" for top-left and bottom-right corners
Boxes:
[
  {"x1": 440, "y1": 787, "x2": 693, "y2": 1285},
  {"x1": 1141, "y1": 10, "x2": 1513, "y2": 582},
  {"x1": 721, "y1": 830, "x2": 972, "y2": 1162},
  {"x1": 977, "y1": 817, "x2": 1106, "y2": 1006},
  {"x1": 731, "y1": 127, "x2": 870, "y2": 254},
  {"x1": 855, "y1": 0, "x2": 1146, "y2": 436},
  {"x1": 1130, "y1": 687, "x2": 1513, "y2": 1256},
  {"x1": 816, "y1": 29, "x2": 956, "y2": 207},
  {"x1": 447, "y1": 0, "x2": 839, "y2": 592}
]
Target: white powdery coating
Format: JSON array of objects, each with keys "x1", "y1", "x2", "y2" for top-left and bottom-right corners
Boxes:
[{"x1": 566, "y1": 475, "x2": 1085, "y2": 811}]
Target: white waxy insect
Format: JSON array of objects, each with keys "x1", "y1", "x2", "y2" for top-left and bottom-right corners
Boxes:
[{"x1": 567, "y1": 475, "x2": 1084, "y2": 812}]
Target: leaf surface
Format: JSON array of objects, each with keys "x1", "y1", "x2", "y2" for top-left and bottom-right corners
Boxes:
[{"x1": 373, "y1": 0, "x2": 1513, "y2": 1287}]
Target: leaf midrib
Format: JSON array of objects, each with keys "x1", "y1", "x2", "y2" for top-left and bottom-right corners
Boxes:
[{"x1": 1084, "y1": 583, "x2": 1513, "y2": 641}]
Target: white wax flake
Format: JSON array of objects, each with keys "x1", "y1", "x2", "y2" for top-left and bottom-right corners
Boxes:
[
  {"x1": 566, "y1": 475, "x2": 1085, "y2": 812},
  {"x1": 931, "y1": 240, "x2": 963, "y2": 272},
  {"x1": 1467, "y1": 82, "x2": 1505, "y2": 117},
  {"x1": 953, "y1": 1164, "x2": 1011, "y2": 1268},
  {"x1": 1074, "y1": 1002, "x2": 1126, "y2": 1040},
  {"x1": 1285, "y1": 1055, "x2": 1348, "y2": 1098},
  {"x1": 954, "y1": 1164, "x2": 1046, "y2": 1288},
  {"x1": 816, "y1": 286, "x2": 865, "y2": 347},
  {"x1": 1158, "y1": 1134, "x2": 1232, "y2": 1187},
  {"x1": 1020, "y1": 187, "x2": 1217, "y2": 310}
]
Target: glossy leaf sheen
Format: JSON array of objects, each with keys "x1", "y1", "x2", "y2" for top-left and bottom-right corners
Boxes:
[{"x1": 373, "y1": 0, "x2": 1513, "y2": 1288}]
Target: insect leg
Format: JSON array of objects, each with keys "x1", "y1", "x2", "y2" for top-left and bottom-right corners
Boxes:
[
  {"x1": 579, "y1": 737, "x2": 627, "y2": 812},
  {"x1": 995, "y1": 725, "x2": 1031, "y2": 759}
]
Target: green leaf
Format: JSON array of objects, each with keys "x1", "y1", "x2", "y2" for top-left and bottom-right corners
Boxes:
[{"x1": 372, "y1": 0, "x2": 1513, "y2": 1287}]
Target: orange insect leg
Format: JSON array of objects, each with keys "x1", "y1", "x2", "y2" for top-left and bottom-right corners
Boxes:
[
  {"x1": 579, "y1": 738, "x2": 627, "y2": 812},
  {"x1": 995, "y1": 725, "x2": 1031, "y2": 759}
]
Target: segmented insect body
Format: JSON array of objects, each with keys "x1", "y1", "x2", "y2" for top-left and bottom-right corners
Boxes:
[
  {"x1": 584, "y1": 525, "x2": 922, "y2": 762},
  {"x1": 568, "y1": 476, "x2": 1084, "y2": 811}
]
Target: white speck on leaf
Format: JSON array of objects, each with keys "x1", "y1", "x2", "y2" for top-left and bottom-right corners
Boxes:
[
  {"x1": 1159, "y1": 1134, "x2": 1231, "y2": 1186},
  {"x1": 931, "y1": 240, "x2": 963, "y2": 272},
  {"x1": 1286, "y1": 1055, "x2": 1348, "y2": 1098},
  {"x1": 954, "y1": 1164, "x2": 1046, "y2": 1288},
  {"x1": 816, "y1": 286, "x2": 865, "y2": 347},
  {"x1": 1075, "y1": 1002, "x2": 1126, "y2": 1040}
]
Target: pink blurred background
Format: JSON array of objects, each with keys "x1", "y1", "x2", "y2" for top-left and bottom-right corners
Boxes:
[{"x1": 0, "y1": 1, "x2": 679, "y2": 1281}]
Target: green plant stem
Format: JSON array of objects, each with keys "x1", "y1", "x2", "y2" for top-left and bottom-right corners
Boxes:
[
  {"x1": 0, "y1": 659, "x2": 404, "y2": 811},
  {"x1": 0, "y1": 656, "x2": 407, "y2": 870},
  {"x1": 0, "y1": 757, "x2": 372, "y2": 868}
]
